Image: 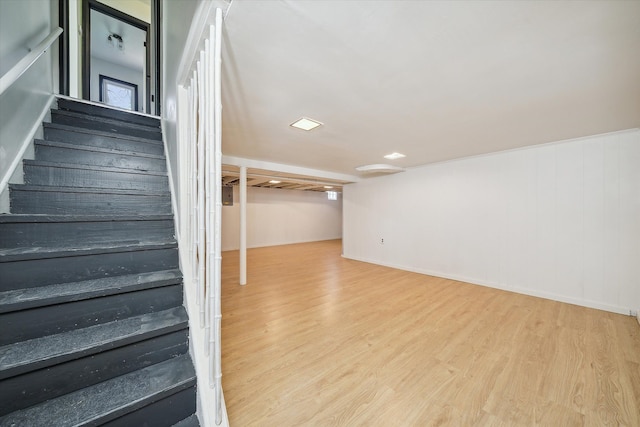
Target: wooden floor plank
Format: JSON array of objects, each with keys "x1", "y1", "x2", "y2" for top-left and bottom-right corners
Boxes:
[{"x1": 221, "y1": 240, "x2": 640, "y2": 426}]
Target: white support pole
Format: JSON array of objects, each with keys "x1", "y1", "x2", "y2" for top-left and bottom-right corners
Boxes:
[
  {"x1": 187, "y1": 78, "x2": 195, "y2": 299},
  {"x1": 204, "y1": 37, "x2": 212, "y2": 357},
  {"x1": 240, "y1": 166, "x2": 247, "y2": 286},
  {"x1": 191, "y1": 71, "x2": 199, "y2": 304},
  {"x1": 206, "y1": 22, "x2": 217, "y2": 381},
  {"x1": 196, "y1": 55, "x2": 206, "y2": 329},
  {"x1": 213, "y1": 10, "x2": 224, "y2": 425}
]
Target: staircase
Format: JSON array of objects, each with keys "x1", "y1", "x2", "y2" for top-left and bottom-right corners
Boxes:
[{"x1": 0, "y1": 98, "x2": 199, "y2": 426}]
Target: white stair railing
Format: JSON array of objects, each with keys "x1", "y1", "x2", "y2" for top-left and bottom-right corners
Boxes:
[
  {"x1": 0, "y1": 27, "x2": 63, "y2": 199},
  {"x1": 0, "y1": 27, "x2": 62, "y2": 96},
  {"x1": 180, "y1": 7, "x2": 224, "y2": 426}
]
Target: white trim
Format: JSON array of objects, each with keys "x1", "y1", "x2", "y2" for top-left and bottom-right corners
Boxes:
[
  {"x1": 161, "y1": 119, "x2": 180, "y2": 243},
  {"x1": 0, "y1": 95, "x2": 55, "y2": 197},
  {"x1": 224, "y1": 236, "x2": 343, "y2": 252},
  {"x1": 222, "y1": 155, "x2": 360, "y2": 183},
  {"x1": 406, "y1": 128, "x2": 640, "y2": 171},
  {"x1": 341, "y1": 254, "x2": 633, "y2": 316},
  {"x1": 55, "y1": 94, "x2": 160, "y2": 119},
  {"x1": 176, "y1": 1, "x2": 217, "y2": 87},
  {"x1": 0, "y1": 28, "x2": 63, "y2": 96}
]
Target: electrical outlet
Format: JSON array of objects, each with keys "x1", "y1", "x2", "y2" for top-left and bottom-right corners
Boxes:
[{"x1": 380, "y1": 238, "x2": 384, "y2": 244}]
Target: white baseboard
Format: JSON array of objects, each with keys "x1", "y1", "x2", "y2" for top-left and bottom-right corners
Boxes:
[
  {"x1": 341, "y1": 254, "x2": 632, "y2": 316},
  {"x1": 0, "y1": 94, "x2": 54, "y2": 200}
]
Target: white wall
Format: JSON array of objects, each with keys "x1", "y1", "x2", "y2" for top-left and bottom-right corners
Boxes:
[
  {"x1": 90, "y1": 56, "x2": 144, "y2": 111},
  {"x1": 0, "y1": 0, "x2": 55, "y2": 212},
  {"x1": 161, "y1": 0, "x2": 200, "y2": 217},
  {"x1": 343, "y1": 129, "x2": 640, "y2": 315},
  {"x1": 222, "y1": 186, "x2": 343, "y2": 251},
  {"x1": 98, "y1": 0, "x2": 150, "y2": 23}
]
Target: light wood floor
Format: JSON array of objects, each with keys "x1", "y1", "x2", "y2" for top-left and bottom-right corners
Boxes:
[{"x1": 221, "y1": 240, "x2": 640, "y2": 426}]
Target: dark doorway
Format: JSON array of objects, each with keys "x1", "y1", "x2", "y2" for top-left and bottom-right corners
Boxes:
[
  {"x1": 83, "y1": 0, "x2": 150, "y2": 113},
  {"x1": 58, "y1": 0, "x2": 161, "y2": 116}
]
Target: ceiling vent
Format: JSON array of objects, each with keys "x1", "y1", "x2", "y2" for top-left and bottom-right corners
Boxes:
[{"x1": 355, "y1": 164, "x2": 406, "y2": 174}]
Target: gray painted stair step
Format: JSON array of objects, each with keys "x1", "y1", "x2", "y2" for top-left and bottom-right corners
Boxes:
[
  {"x1": 2, "y1": 284, "x2": 183, "y2": 345},
  {"x1": 1, "y1": 98, "x2": 197, "y2": 425},
  {"x1": 102, "y1": 387, "x2": 196, "y2": 427},
  {"x1": 0, "y1": 242, "x2": 178, "y2": 290},
  {"x1": 0, "y1": 306, "x2": 188, "y2": 380},
  {"x1": 34, "y1": 140, "x2": 167, "y2": 172},
  {"x1": 9, "y1": 184, "x2": 171, "y2": 215},
  {"x1": 172, "y1": 414, "x2": 201, "y2": 427},
  {"x1": 23, "y1": 160, "x2": 169, "y2": 191},
  {"x1": 0, "y1": 213, "x2": 174, "y2": 248},
  {"x1": 51, "y1": 109, "x2": 162, "y2": 141},
  {"x1": 0, "y1": 354, "x2": 196, "y2": 427},
  {"x1": 0, "y1": 241, "x2": 176, "y2": 262},
  {"x1": 57, "y1": 98, "x2": 160, "y2": 128},
  {"x1": 0, "y1": 213, "x2": 172, "y2": 223},
  {"x1": 43, "y1": 122, "x2": 164, "y2": 155},
  {"x1": 0, "y1": 330, "x2": 188, "y2": 415},
  {"x1": 0, "y1": 269, "x2": 182, "y2": 314}
]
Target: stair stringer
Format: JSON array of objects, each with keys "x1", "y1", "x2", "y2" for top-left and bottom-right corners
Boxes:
[{"x1": 0, "y1": 96, "x2": 202, "y2": 426}]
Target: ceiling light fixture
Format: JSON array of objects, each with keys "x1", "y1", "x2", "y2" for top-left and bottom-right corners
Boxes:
[
  {"x1": 290, "y1": 117, "x2": 323, "y2": 131},
  {"x1": 384, "y1": 152, "x2": 406, "y2": 160},
  {"x1": 269, "y1": 180, "x2": 281, "y2": 184},
  {"x1": 107, "y1": 33, "x2": 124, "y2": 51}
]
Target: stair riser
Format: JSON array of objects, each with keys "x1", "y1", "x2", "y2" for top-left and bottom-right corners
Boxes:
[
  {"x1": 57, "y1": 98, "x2": 161, "y2": 128},
  {"x1": 0, "y1": 330, "x2": 188, "y2": 415},
  {"x1": 0, "y1": 219, "x2": 174, "y2": 249},
  {"x1": 0, "y1": 353, "x2": 195, "y2": 427},
  {"x1": 24, "y1": 163, "x2": 169, "y2": 192},
  {"x1": 0, "y1": 285, "x2": 183, "y2": 345},
  {"x1": 51, "y1": 111, "x2": 162, "y2": 141},
  {"x1": 10, "y1": 189, "x2": 171, "y2": 215},
  {"x1": 172, "y1": 414, "x2": 200, "y2": 427},
  {"x1": 35, "y1": 144, "x2": 167, "y2": 172},
  {"x1": 0, "y1": 247, "x2": 178, "y2": 290},
  {"x1": 103, "y1": 386, "x2": 197, "y2": 427},
  {"x1": 44, "y1": 126, "x2": 164, "y2": 155}
]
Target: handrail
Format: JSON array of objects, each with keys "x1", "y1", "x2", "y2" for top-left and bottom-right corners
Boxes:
[{"x1": 0, "y1": 27, "x2": 63, "y2": 96}]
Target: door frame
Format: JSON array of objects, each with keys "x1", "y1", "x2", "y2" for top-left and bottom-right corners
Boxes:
[
  {"x1": 58, "y1": 0, "x2": 70, "y2": 96},
  {"x1": 81, "y1": 0, "x2": 150, "y2": 113}
]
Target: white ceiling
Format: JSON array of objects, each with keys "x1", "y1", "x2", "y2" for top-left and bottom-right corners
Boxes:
[{"x1": 220, "y1": 0, "x2": 640, "y2": 178}]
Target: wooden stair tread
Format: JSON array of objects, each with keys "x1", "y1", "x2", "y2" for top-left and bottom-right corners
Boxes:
[
  {"x1": 35, "y1": 139, "x2": 166, "y2": 160},
  {"x1": 0, "y1": 241, "x2": 177, "y2": 262},
  {"x1": 43, "y1": 122, "x2": 163, "y2": 145},
  {"x1": 0, "y1": 354, "x2": 195, "y2": 427},
  {"x1": 9, "y1": 184, "x2": 170, "y2": 196},
  {"x1": 0, "y1": 306, "x2": 188, "y2": 379},
  {"x1": 0, "y1": 214, "x2": 174, "y2": 223},
  {"x1": 0, "y1": 269, "x2": 182, "y2": 314}
]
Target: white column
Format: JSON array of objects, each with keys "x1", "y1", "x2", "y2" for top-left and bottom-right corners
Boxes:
[{"x1": 239, "y1": 166, "x2": 247, "y2": 285}]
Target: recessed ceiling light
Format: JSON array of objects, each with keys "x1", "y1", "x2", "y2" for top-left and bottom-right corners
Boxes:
[
  {"x1": 290, "y1": 117, "x2": 323, "y2": 131},
  {"x1": 324, "y1": 185, "x2": 333, "y2": 189},
  {"x1": 384, "y1": 152, "x2": 406, "y2": 160},
  {"x1": 269, "y1": 180, "x2": 281, "y2": 184}
]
